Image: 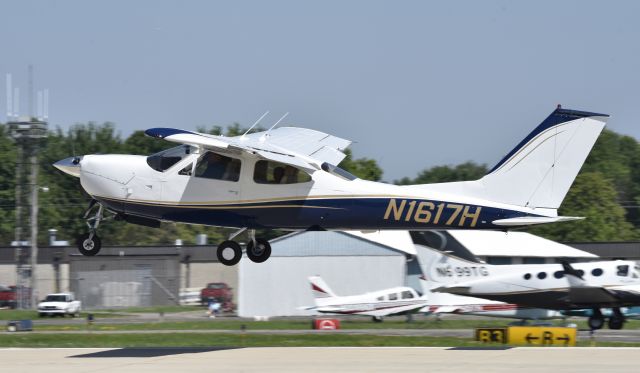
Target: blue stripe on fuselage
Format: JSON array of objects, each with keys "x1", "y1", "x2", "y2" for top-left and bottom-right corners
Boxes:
[{"x1": 96, "y1": 196, "x2": 540, "y2": 230}]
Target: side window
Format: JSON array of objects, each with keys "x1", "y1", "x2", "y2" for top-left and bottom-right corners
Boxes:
[
  {"x1": 617, "y1": 265, "x2": 629, "y2": 277},
  {"x1": 401, "y1": 291, "x2": 414, "y2": 299},
  {"x1": 388, "y1": 293, "x2": 398, "y2": 301},
  {"x1": 254, "y1": 160, "x2": 312, "y2": 184},
  {"x1": 194, "y1": 152, "x2": 241, "y2": 182},
  {"x1": 376, "y1": 296, "x2": 384, "y2": 301}
]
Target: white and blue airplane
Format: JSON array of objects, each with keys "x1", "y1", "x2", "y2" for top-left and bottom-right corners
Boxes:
[{"x1": 54, "y1": 106, "x2": 607, "y2": 265}]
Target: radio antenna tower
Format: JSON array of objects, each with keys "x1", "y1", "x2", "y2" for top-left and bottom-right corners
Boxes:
[{"x1": 7, "y1": 66, "x2": 48, "y2": 309}]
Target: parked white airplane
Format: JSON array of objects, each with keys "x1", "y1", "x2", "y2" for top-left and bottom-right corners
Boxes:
[
  {"x1": 53, "y1": 107, "x2": 607, "y2": 265},
  {"x1": 303, "y1": 276, "x2": 429, "y2": 321},
  {"x1": 427, "y1": 249, "x2": 640, "y2": 330}
]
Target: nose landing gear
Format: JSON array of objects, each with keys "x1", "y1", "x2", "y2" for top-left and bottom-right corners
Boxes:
[
  {"x1": 76, "y1": 201, "x2": 112, "y2": 257},
  {"x1": 216, "y1": 229, "x2": 272, "y2": 266}
]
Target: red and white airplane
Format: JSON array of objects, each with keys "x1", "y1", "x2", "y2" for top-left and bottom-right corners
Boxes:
[{"x1": 303, "y1": 276, "x2": 429, "y2": 322}]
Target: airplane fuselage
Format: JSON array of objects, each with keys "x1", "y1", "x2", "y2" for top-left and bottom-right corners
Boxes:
[{"x1": 77, "y1": 151, "x2": 547, "y2": 231}]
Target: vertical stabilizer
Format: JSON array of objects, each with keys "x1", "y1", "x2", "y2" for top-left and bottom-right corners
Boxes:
[{"x1": 308, "y1": 276, "x2": 337, "y2": 299}]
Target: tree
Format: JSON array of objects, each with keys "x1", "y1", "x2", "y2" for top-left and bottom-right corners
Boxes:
[
  {"x1": 395, "y1": 161, "x2": 487, "y2": 185},
  {"x1": 338, "y1": 149, "x2": 383, "y2": 181},
  {"x1": 527, "y1": 172, "x2": 637, "y2": 241}
]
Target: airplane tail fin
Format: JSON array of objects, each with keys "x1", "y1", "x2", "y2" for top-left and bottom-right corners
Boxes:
[
  {"x1": 480, "y1": 106, "x2": 607, "y2": 210},
  {"x1": 308, "y1": 276, "x2": 337, "y2": 303},
  {"x1": 418, "y1": 107, "x2": 607, "y2": 213}
]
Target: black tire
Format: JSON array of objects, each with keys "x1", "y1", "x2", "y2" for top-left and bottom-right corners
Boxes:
[
  {"x1": 77, "y1": 233, "x2": 102, "y2": 256},
  {"x1": 246, "y1": 238, "x2": 272, "y2": 263},
  {"x1": 217, "y1": 240, "x2": 242, "y2": 266},
  {"x1": 608, "y1": 316, "x2": 625, "y2": 330},
  {"x1": 372, "y1": 316, "x2": 383, "y2": 323},
  {"x1": 588, "y1": 316, "x2": 605, "y2": 330}
]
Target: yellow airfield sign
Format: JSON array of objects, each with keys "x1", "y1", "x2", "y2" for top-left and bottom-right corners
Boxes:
[{"x1": 507, "y1": 326, "x2": 576, "y2": 346}]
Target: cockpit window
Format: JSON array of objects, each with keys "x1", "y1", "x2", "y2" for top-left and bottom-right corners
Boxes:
[
  {"x1": 401, "y1": 290, "x2": 414, "y2": 299},
  {"x1": 253, "y1": 160, "x2": 311, "y2": 184},
  {"x1": 321, "y1": 162, "x2": 357, "y2": 181},
  {"x1": 617, "y1": 265, "x2": 630, "y2": 277},
  {"x1": 194, "y1": 152, "x2": 241, "y2": 182},
  {"x1": 147, "y1": 145, "x2": 194, "y2": 172}
]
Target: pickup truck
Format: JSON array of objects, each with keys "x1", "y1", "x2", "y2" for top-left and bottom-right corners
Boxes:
[
  {"x1": 37, "y1": 293, "x2": 81, "y2": 317},
  {"x1": 200, "y1": 282, "x2": 235, "y2": 312},
  {"x1": 0, "y1": 285, "x2": 16, "y2": 308},
  {"x1": 0, "y1": 285, "x2": 31, "y2": 309}
]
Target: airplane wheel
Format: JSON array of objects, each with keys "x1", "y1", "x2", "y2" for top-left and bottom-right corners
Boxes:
[
  {"x1": 372, "y1": 316, "x2": 383, "y2": 323},
  {"x1": 608, "y1": 317, "x2": 624, "y2": 330},
  {"x1": 588, "y1": 315, "x2": 605, "y2": 330},
  {"x1": 77, "y1": 233, "x2": 101, "y2": 256},
  {"x1": 217, "y1": 240, "x2": 242, "y2": 266},
  {"x1": 246, "y1": 238, "x2": 271, "y2": 263},
  {"x1": 608, "y1": 308, "x2": 625, "y2": 330}
]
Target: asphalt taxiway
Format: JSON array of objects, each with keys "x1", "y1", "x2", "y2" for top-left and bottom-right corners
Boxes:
[{"x1": 1, "y1": 347, "x2": 639, "y2": 372}]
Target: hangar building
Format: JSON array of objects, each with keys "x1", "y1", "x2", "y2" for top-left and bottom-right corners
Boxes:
[{"x1": 237, "y1": 230, "x2": 415, "y2": 317}]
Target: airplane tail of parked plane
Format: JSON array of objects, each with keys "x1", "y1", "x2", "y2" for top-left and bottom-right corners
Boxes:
[
  {"x1": 419, "y1": 106, "x2": 607, "y2": 216},
  {"x1": 308, "y1": 276, "x2": 338, "y2": 306},
  {"x1": 415, "y1": 245, "x2": 490, "y2": 294}
]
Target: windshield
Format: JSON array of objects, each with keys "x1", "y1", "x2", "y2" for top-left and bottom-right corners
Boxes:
[
  {"x1": 45, "y1": 295, "x2": 68, "y2": 302},
  {"x1": 147, "y1": 145, "x2": 194, "y2": 172},
  {"x1": 207, "y1": 283, "x2": 226, "y2": 289},
  {"x1": 321, "y1": 162, "x2": 357, "y2": 181}
]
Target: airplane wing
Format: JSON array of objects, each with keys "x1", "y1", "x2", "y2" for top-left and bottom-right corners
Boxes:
[
  {"x1": 144, "y1": 127, "x2": 352, "y2": 172},
  {"x1": 561, "y1": 262, "x2": 620, "y2": 304}
]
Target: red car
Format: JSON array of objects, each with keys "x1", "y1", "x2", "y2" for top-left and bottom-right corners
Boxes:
[
  {"x1": 0, "y1": 286, "x2": 32, "y2": 309},
  {"x1": 200, "y1": 282, "x2": 235, "y2": 312}
]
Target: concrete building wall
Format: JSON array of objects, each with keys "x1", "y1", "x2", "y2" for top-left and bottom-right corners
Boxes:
[
  {"x1": 238, "y1": 255, "x2": 406, "y2": 317},
  {"x1": 0, "y1": 263, "x2": 70, "y2": 299}
]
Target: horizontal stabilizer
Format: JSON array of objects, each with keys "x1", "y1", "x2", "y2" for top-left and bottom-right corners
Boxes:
[
  {"x1": 432, "y1": 286, "x2": 470, "y2": 295},
  {"x1": 492, "y1": 216, "x2": 584, "y2": 227}
]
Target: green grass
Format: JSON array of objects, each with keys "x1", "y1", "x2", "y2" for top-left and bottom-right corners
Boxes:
[
  {"x1": 0, "y1": 332, "x2": 639, "y2": 348},
  {"x1": 0, "y1": 310, "x2": 126, "y2": 321},
  {"x1": 29, "y1": 318, "x2": 640, "y2": 332}
]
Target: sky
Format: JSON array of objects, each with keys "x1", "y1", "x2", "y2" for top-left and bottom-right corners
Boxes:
[{"x1": 2, "y1": 0, "x2": 640, "y2": 181}]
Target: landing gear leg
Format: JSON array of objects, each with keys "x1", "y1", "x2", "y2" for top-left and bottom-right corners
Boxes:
[
  {"x1": 372, "y1": 316, "x2": 383, "y2": 323},
  {"x1": 588, "y1": 308, "x2": 605, "y2": 330},
  {"x1": 77, "y1": 203, "x2": 104, "y2": 256},
  {"x1": 246, "y1": 229, "x2": 272, "y2": 263},
  {"x1": 608, "y1": 308, "x2": 625, "y2": 330}
]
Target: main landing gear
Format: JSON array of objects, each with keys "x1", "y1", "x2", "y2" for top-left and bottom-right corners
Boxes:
[
  {"x1": 216, "y1": 229, "x2": 272, "y2": 266},
  {"x1": 588, "y1": 308, "x2": 626, "y2": 330}
]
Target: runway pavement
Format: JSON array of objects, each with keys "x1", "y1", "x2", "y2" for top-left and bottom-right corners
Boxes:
[
  {"x1": 1, "y1": 347, "x2": 639, "y2": 372},
  {"x1": 16, "y1": 328, "x2": 640, "y2": 343}
]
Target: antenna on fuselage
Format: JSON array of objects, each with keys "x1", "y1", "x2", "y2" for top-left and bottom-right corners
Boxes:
[
  {"x1": 241, "y1": 110, "x2": 269, "y2": 139},
  {"x1": 261, "y1": 112, "x2": 289, "y2": 141}
]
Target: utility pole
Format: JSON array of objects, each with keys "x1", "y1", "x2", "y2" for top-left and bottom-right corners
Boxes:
[{"x1": 29, "y1": 152, "x2": 38, "y2": 308}]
